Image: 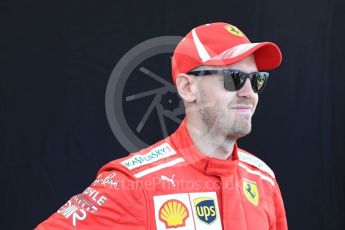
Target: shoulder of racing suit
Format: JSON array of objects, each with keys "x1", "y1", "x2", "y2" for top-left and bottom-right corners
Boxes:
[
  {"x1": 98, "y1": 139, "x2": 180, "y2": 181},
  {"x1": 237, "y1": 148, "x2": 277, "y2": 186}
]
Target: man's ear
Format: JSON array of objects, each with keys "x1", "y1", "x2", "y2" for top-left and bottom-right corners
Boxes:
[{"x1": 175, "y1": 73, "x2": 197, "y2": 103}]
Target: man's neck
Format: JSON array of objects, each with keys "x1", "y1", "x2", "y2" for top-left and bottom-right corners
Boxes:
[{"x1": 186, "y1": 118, "x2": 235, "y2": 160}]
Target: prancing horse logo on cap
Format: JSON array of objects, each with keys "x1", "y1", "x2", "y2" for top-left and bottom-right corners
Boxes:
[{"x1": 225, "y1": 25, "x2": 244, "y2": 37}]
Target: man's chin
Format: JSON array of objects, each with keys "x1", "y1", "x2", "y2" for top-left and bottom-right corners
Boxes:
[{"x1": 227, "y1": 124, "x2": 252, "y2": 139}]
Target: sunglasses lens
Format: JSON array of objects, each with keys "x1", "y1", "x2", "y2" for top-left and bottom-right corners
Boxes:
[
  {"x1": 236, "y1": 72, "x2": 247, "y2": 90},
  {"x1": 253, "y1": 73, "x2": 268, "y2": 92},
  {"x1": 224, "y1": 72, "x2": 236, "y2": 91},
  {"x1": 224, "y1": 71, "x2": 246, "y2": 91}
]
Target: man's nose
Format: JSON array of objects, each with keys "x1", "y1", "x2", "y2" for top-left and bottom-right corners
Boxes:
[{"x1": 237, "y1": 79, "x2": 255, "y2": 98}]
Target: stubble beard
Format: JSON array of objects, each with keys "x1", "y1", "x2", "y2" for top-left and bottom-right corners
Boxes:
[
  {"x1": 200, "y1": 106, "x2": 252, "y2": 139},
  {"x1": 225, "y1": 118, "x2": 252, "y2": 139},
  {"x1": 198, "y1": 95, "x2": 253, "y2": 140}
]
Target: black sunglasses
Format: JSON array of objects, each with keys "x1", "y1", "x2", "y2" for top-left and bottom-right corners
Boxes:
[{"x1": 187, "y1": 69, "x2": 269, "y2": 93}]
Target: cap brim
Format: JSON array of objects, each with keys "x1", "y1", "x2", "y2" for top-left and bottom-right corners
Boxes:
[{"x1": 203, "y1": 42, "x2": 282, "y2": 70}]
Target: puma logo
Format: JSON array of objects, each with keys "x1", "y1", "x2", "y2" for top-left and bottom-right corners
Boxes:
[{"x1": 160, "y1": 174, "x2": 176, "y2": 187}]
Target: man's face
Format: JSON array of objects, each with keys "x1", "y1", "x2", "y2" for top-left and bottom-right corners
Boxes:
[{"x1": 194, "y1": 55, "x2": 259, "y2": 139}]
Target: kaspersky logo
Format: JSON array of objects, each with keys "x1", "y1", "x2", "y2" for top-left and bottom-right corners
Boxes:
[
  {"x1": 159, "y1": 199, "x2": 189, "y2": 228},
  {"x1": 193, "y1": 197, "x2": 217, "y2": 224},
  {"x1": 120, "y1": 143, "x2": 176, "y2": 170}
]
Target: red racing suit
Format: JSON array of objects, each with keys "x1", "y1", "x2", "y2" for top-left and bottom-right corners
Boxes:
[{"x1": 36, "y1": 119, "x2": 288, "y2": 229}]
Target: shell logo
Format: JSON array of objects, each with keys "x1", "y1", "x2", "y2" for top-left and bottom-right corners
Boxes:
[{"x1": 159, "y1": 199, "x2": 189, "y2": 228}]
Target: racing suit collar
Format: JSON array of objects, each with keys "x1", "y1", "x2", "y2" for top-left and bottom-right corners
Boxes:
[{"x1": 170, "y1": 119, "x2": 239, "y2": 176}]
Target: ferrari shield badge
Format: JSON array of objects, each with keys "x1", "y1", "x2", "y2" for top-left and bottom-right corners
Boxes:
[
  {"x1": 243, "y1": 179, "x2": 259, "y2": 206},
  {"x1": 224, "y1": 25, "x2": 244, "y2": 37}
]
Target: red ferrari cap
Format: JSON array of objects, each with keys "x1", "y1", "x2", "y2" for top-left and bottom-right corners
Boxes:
[{"x1": 171, "y1": 22, "x2": 282, "y2": 84}]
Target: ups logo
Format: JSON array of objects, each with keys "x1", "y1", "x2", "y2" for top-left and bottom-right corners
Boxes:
[{"x1": 193, "y1": 197, "x2": 217, "y2": 224}]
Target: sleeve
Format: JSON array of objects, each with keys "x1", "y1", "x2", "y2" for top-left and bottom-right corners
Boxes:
[
  {"x1": 35, "y1": 170, "x2": 148, "y2": 230},
  {"x1": 272, "y1": 180, "x2": 288, "y2": 230}
]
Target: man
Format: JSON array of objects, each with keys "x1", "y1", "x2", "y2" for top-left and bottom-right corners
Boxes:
[{"x1": 36, "y1": 22, "x2": 287, "y2": 229}]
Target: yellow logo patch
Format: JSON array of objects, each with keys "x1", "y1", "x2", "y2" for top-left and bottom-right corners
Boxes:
[
  {"x1": 159, "y1": 199, "x2": 189, "y2": 228},
  {"x1": 243, "y1": 179, "x2": 259, "y2": 206},
  {"x1": 225, "y1": 25, "x2": 244, "y2": 37},
  {"x1": 193, "y1": 197, "x2": 217, "y2": 225}
]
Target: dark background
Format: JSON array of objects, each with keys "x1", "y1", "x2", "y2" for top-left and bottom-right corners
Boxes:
[{"x1": 1, "y1": 0, "x2": 344, "y2": 229}]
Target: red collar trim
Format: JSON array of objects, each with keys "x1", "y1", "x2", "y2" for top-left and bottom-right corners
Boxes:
[{"x1": 170, "y1": 119, "x2": 239, "y2": 176}]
